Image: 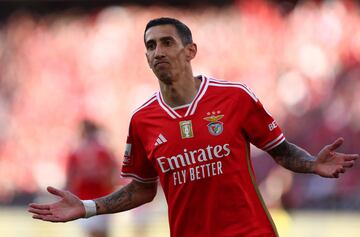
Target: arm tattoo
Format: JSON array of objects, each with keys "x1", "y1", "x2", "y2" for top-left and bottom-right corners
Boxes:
[
  {"x1": 101, "y1": 182, "x2": 135, "y2": 213},
  {"x1": 94, "y1": 181, "x2": 148, "y2": 215},
  {"x1": 268, "y1": 140, "x2": 315, "y2": 173}
]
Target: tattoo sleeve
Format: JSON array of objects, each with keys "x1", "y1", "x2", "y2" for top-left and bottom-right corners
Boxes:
[
  {"x1": 94, "y1": 180, "x2": 157, "y2": 215},
  {"x1": 267, "y1": 140, "x2": 316, "y2": 173}
]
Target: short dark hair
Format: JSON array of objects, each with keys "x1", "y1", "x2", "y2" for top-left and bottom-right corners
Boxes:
[
  {"x1": 144, "y1": 17, "x2": 193, "y2": 46},
  {"x1": 80, "y1": 119, "x2": 99, "y2": 138}
]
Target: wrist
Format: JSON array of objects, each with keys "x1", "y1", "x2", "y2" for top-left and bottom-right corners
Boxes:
[
  {"x1": 310, "y1": 156, "x2": 318, "y2": 174},
  {"x1": 81, "y1": 200, "x2": 97, "y2": 218}
]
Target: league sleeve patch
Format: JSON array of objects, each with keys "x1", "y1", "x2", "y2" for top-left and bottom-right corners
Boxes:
[{"x1": 123, "y1": 143, "x2": 133, "y2": 166}]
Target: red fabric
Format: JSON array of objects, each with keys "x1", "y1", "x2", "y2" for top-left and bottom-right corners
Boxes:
[
  {"x1": 66, "y1": 140, "x2": 118, "y2": 200},
  {"x1": 122, "y1": 76, "x2": 284, "y2": 237}
]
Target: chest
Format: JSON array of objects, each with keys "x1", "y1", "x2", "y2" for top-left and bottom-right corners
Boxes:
[
  {"x1": 142, "y1": 97, "x2": 245, "y2": 163},
  {"x1": 139, "y1": 96, "x2": 252, "y2": 188}
]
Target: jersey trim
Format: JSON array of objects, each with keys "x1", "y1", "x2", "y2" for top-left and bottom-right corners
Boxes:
[
  {"x1": 173, "y1": 103, "x2": 191, "y2": 110},
  {"x1": 262, "y1": 134, "x2": 285, "y2": 151},
  {"x1": 157, "y1": 92, "x2": 182, "y2": 119},
  {"x1": 208, "y1": 78, "x2": 258, "y2": 102},
  {"x1": 185, "y1": 75, "x2": 209, "y2": 116},
  {"x1": 157, "y1": 75, "x2": 209, "y2": 119},
  {"x1": 120, "y1": 172, "x2": 158, "y2": 183},
  {"x1": 245, "y1": 144, "x2": 279, "y2": 237},
  {"x1": 131, "y1": 93, "x2": 157, "y2": 117}
]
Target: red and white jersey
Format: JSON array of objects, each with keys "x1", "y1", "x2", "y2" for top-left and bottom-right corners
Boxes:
[{"x1": 121, "y1": 76, "x2": 284, "y2": 237}]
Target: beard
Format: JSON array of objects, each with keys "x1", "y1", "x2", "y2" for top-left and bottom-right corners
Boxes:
[{"x1": 155, "y1": 70, "x2": 173, "y2": 85}]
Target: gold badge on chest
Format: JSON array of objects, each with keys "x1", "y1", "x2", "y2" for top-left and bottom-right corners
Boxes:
[{"x1": 179, "y1": 120, "x2": 194, "y2": 139}]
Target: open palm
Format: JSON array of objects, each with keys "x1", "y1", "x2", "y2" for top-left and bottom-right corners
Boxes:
[
  {"x1": 28, "y1": 186, "x2": 85, "y2": 222},
  {"x1": 314, "y1": 138, "x2": 358, "y2": 178}
]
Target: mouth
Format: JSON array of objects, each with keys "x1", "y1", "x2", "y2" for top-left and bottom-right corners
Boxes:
[{"x1": 154, "y1": 61, "x2": 169, "y2": 67}]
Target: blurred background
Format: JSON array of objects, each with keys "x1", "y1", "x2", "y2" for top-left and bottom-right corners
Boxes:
[{"x1": 0, "y1": 0, "x2": 359, "y2": 236}]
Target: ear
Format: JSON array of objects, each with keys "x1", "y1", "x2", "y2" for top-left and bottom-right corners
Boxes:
[{"x1": 185, "y1": 43, "x2": 197, "y2": 61}]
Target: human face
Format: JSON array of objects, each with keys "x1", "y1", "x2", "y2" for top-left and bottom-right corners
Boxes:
[{"x1": 145, "y1": 24, "x2": 195, "y2": 84}]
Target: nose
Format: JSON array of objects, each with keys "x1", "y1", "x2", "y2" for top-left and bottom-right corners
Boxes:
[{"x1": 154, "y1": 45, "x2": 165, "y2": 59}]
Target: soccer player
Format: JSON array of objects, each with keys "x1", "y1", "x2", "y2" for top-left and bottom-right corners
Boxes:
[
  {"x1": 28, "y1": 17, "x2": 359, "y2": 237},
  {"x1": 65, "y1": 120, "x2": 119, "y2": 237}
]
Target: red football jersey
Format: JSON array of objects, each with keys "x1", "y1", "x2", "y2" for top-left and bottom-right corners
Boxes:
[
  {"x1": 122, "y1": 76, "x2": 284, "y2": 237},
  {"x1": 66, "y1": 140, "x2": 118, "y2": 200}
]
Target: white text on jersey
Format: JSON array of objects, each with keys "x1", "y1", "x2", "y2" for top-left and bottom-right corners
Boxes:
[{"x1": 156, "y1": 144, "x2": 231, "y2": 186}]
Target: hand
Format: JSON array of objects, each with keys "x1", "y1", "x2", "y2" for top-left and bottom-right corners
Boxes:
[
  {"x1": 314, "y1": 137, "x2": 359, "y2": 178},
  {"x1": 28, "y1": 186, "x2": 85, "y2": 222}
]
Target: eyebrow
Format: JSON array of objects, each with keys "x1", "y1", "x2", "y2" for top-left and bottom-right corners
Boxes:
[
  {"x1": 145, "y1": 36, "x2": 176, "y2": 45},
  {"x1": 159, "y1": 36, "x2": 175, "y2": 42}
]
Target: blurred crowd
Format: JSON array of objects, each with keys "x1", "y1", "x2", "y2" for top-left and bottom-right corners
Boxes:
[{"x1": 0, "y1": 0, "x2": 359, "y2": 210}]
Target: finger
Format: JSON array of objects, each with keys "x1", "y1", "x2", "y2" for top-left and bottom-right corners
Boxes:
[
  {"x1": 32, "y1": 215, "x2": 46, "y2": 220},
  {"x1": 28, "y1": 208, "x2": 52, "y2": 215},
  {"x1": 32, "y1": 215, "x2": 59, "y2": 222},
  {"x1": 28, "y1": 203, "x2": 50, "y2": 210},
  {"x1": 335, "y1": 153, "x2": 359, "y2": 161},
  {"x1": 327, "y1": 137, "x2": 344, "y2": 151},
  {"x1": 40, "y1": 215, "x2": 64, "y2": 223},
  {"x1": 343, "y1": 154, "x2": 359, "y2": 161},
  {"x1": 47, "y1": 186, "x2": 66, "y2": 198},
  {"x1": 343, "y1": 161, "x2": 355, "y2": 168}
]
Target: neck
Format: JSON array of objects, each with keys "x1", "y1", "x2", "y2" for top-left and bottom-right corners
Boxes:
[{"x1": 159, "y1": 73, "x2": 201, "y2": 108}]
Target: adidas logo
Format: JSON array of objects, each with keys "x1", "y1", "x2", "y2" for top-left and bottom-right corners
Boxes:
[{"x1": 155, "y1": 134, "x2": 167, "y2": 146}]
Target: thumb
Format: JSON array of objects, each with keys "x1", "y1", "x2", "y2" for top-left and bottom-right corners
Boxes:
[
  {"x1": 327, "y1": 137, "x2": 344, "y2": 151},
  {"x1": 47, "y1": 186, "x2": 66, "y2": 198}
]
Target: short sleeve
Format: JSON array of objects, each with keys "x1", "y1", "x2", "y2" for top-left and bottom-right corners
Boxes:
[
  {"x1": 241, "y1": 89, "x2": 285, "y2": 151},
  {"x1": 121, "y1": 119, "x2": 158, "y2": 183}
]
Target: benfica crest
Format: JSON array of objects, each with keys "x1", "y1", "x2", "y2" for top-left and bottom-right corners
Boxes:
[{"x1": 203, "y1": 113, "x2": 224, "y2": 136}]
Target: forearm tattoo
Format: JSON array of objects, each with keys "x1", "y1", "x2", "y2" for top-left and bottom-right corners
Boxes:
[
  {"x1": 95, "y1": 182, "x2": 137, "y2": 214},
  {"x1": 268, "y1": 141, "x2": 315, "y2": 173}
]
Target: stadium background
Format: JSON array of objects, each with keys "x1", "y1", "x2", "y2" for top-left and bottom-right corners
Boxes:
[{"x1": 0, "y1": 0, "x2": 359, "y2": 236}]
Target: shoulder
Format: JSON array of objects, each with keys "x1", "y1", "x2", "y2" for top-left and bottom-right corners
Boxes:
[
  {"x1": 130, "y1": 93, "x2": 158, "y2": 123},
  {"x1": 207, "y1": 77, "x2": 258, "y2": 102}
]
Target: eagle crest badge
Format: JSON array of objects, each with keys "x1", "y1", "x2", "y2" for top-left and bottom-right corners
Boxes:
[{"x1": 203, "y1": 113, "x2": 224, "y2": 136}]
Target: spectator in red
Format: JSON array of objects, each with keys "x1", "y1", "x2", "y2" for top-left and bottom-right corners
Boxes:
[{"x1": 65, "y1": 119, "x2": 119, "y2": 237}]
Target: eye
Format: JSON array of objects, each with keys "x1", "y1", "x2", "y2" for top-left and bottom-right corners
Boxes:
[
  {"x1": 164, "y1": 39, "x2": 172, "y2": 47},
  {"x1": 146, "y1": 42, "x2": 155, "y2": 50}
]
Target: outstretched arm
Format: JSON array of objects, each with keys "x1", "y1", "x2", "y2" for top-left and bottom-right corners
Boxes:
[
  {"x1": 267, "y1": 137, "x2": 358, "y2": 178},
  {"x1": 95, "y1": 179, "x2": 157, "y2": 215},
  {"x1": 28, "y1": 180, "x2": 157, "y2": 222}
]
